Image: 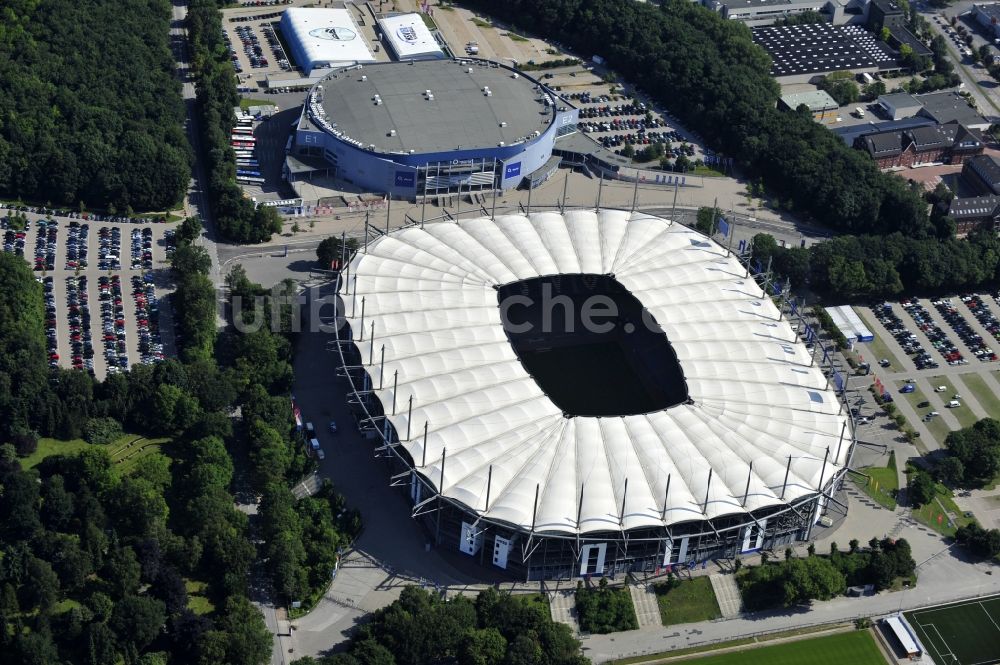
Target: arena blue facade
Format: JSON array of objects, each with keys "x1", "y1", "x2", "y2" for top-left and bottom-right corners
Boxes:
[{"x1": 292, "y1": 61, "x2": 579, "y2": 197}]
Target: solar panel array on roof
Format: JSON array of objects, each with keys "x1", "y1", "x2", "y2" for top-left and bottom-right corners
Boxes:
[{"x1": 753, "y1": 23, "x2": 897, "y2": 77}]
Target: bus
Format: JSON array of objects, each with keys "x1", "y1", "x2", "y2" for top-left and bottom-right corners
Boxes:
[
  {"x1": 231, "y1": 142, "x2": 255, "y2": 149},
  {"x1": 236, "y1": 115, "x2": 253, "y2": 126},
  {"x1": 231, "y1": 134, "x2": 256, "y2": 143},
  {"x1": 236, "y1": 160, "x2": 259, "y2": 167},
  {"x1": 232, "y1": 127, "x2": 254, "y2": 136},
  {"x1": 236, "y1": 176, "x2": 265, "y2": 185},
  {"x1": 234, "y1": 153, "x2": 255, "y2": 160},
  {"x1": 237, "y1": 170, "x2": 262, "y2": 177}
]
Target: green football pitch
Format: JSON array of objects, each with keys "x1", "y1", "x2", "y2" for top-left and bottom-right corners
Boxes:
[
  {"x1": 905, "y1": 596, "x2": 1000, "y2": 665},
  {"x1": 682, "y1": 631, "x2": 886, "y2": 664}
]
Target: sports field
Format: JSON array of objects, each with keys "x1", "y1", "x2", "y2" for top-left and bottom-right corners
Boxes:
[
  {"x1": 905, "y1": 595, "x2": 1000, "y2": 664},
  {"x1": 682, "y1": 631, "x2": 886, "y2": 664}
]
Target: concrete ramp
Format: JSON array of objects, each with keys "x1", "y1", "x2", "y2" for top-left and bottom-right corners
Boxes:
[
  {"x1": 548, "y1": 589, "x2": 580, "y2": 633},
  {"x1": 629, "y1": 584, "x2": 662, "y2": 628}
]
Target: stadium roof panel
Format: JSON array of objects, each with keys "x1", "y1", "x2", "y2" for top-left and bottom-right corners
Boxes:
[
  {"x1": 317, "y1": 59, "x2": 553, "y2": 154},
  {"x1": 342, "y1": 211, "x2": 850, "y2": 535}
]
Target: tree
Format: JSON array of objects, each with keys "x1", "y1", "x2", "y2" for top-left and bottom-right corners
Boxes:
[
  {"x1": 83, "y1": 417, "x2": 123, "y2": 444},
  {"x1": 907, "y1": 470, "x2": 936, "y2": 507},
  {"x1": 695, "y1": 206, "x2": 720, "y2": 235},
  {"x1": 673, "y1": 153, "x2": 691, "y2": 172},
  {"x1": 111, "y1": 595, "x2": 167, "y2": 651},
  {"x1": 621, "y1": 143, "x2": 635, "y2": 159},
  {"x1": 217, "y1": 596, "x2": 272, "y2": 665},
  {"x1": 10, "y1": 429, "x2": 38, "y2": 456},
  {"x1": 936, "y1": 456, "x2": 964, "y2": 487},
  {"x1": 171, "y1": 244, "x2": 213, "y2": 277},
  {"x1": 316, "y1": 236, "x2": 358, "y2": 270},
  {"x1": 20, "y1": 558, "x2": 60, "y2": 612},
  {"x1": 176, "y1": 216, "x2": 204, "y2": 246}
]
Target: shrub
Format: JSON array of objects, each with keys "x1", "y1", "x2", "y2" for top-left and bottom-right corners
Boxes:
[
  {"x1": 10, "y1": 429, "x2": 38, "y2": 457},
  {"x1": 575, "y1": 579, "x2": 639, "y2": 633},
  {"x1": 84, "y1": 417, "x2": 123, "y2": 445}
]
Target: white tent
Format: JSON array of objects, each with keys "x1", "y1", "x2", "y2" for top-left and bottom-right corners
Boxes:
[
  {"x1": 342, "y1": 210, "x2": 849, "y2": 535},
  {"x1": 280, "y1": 8, "x2": 375, "y2": 75}
]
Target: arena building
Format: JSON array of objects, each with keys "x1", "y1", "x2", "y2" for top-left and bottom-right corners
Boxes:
[
  {"x1": 332, "y1": 209, "x2": 855, "y2": 580},
  {"x1": 280, "y1": 8, "x2": 376, "y2": 76},
  {"x1": 289, "y1": 59, "x2": 578, "y2": 197}
]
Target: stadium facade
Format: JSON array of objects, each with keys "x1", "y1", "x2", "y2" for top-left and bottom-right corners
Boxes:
[
  {"x1": 332, "y1": 210, "x2": 855, "y2": 580},
  {"x1": 291, "y1": 58, "x2": 578, "y2": 197}
]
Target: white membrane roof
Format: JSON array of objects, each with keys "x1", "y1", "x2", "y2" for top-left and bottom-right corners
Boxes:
[{"x1": 342, "y1": 210, "x2": 849, "y2": 535}]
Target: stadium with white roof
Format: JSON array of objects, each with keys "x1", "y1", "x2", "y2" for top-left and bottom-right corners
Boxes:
[{"x1": 333, "y1": 209, "x2": 854, "y2": 579}]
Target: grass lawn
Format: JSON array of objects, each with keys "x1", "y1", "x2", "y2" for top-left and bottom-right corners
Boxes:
[
  {"x1": 185, "y1": 580, "x2": 215, "y2": 616},
  {"x1": 959, "y1": 372, "x2": 1000, "y2": 420},
  {"x1": 20, "y1": 438, "x2": 95, "y2": 468},
  {"x1": 239, "y1": 98, "x2": 275, "y2": 111},
  {"x1": 690, "y1": 164, "x2": 726, "y2": 177},
  {"x1": 137, "y1": 211, "x2": 183, "y2": 223},
  {"x1": 515, "y1": 593, "x2": 550, "y2": 612},
  {"x1": 471, "y1": 17, "x2": 491, "y2": 28},
  {"x1": 678, "y1": 630, "x2": 884, "y2": 665},
  {"x1": 110, "y1": 436, "x2": 170, "y2": 473},
  {"x1": 653, "y1": 576, "x2": 721, "y2": 626},
  {"x1": 507, "y1": 32, "x2": 529, "y2": 42},
  {"x1": 53, "y1": 598, "x2": 82, "y2": 614},
  {"x1": 853, "y1": 451, "x2": 898, "y2": 510},
  {"x1": 910, "y1": 479, "x2": 975, "y2": 537}
]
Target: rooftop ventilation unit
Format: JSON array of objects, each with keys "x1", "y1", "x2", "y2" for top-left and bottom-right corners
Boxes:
[
  {"x1": 361, "y1": 75, "x2": 367, "y2": 81},
  {"x1": 499, "y1": 121, "x2": 507, "y2": 127},
  {"x1": 388, "y1": 129, "x2": 396, "y2": 136}
]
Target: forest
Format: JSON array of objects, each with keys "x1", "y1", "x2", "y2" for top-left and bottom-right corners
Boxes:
[
  {"x1": 0, "y1": 0, "x2": 191, "y2": 211},
  {"x1": 0, "y1": 213, "x2": 354, "y2": 662}
]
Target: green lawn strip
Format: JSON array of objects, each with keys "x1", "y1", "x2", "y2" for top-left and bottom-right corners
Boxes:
[
  {"x1": 185, "y1": 579, "x2": 215, "y2": 616},
  {"x1": 53, "y1": 598, "x2": 82, "y2": 614},
  {"x1": 21, "y1": 434, "x2": 169, "y2": 472},
  {"x1": 690, "y1": 165, "x2": 725, "y2": 177},
  {"x1": 419, "y1": 12, "x2": 437, "y2": 30},
  {"x1": 676, "y1": 630, "x2": 885, "y2": 665},
  {"x1": 927, "y1": 375, "x2": 977, "y2": 428},
  {"x1": 514, "y1": 592, "x2": 550, "y2": 611},
  {"x1": 608, "y1": 625, "x2": 863, "y2": 665},
  {"x1": 852, "y1": 451, "x2": 898, "y2": 510},
  {"x1": 910, "y1": 480, "x2": 975, "y2": 537},
  {"x1": 653, "y1": 576, "x2": 720, "y2": 626},
  {"x1": 959, "y1": 372, "x2": 1000, "y2": 420},
  {"x1": 471, "y1": 17, "x2": 491, "y2": 28},
  {"x1": 507, "y1": 32, "x2": 529, "y2": 42},
  {"x1": 855, "y1": 309, "x2": 904, "y2": 370}
]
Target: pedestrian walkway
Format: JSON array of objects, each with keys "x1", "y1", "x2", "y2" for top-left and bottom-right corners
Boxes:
[
  {"x1": 630, "y1": 584, "x2": 662, "y2": 628},
  {"x1": 708, "y1": 574, "x2": 743, "y2": 618},
  {"x1": 548, "y1": 589, "x2": 580, "y2": 634}
]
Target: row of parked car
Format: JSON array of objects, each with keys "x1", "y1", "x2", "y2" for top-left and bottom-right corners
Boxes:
[
  {"x1": 235, "y1": 25, "x2": 269, "y2": 69},
  {"x1": 132, "y1": 274, "x2": 164, "y2": 365},
  {"x1": 34, "y1": 219, "x2": 57, "y2": 272},
  {"x1": 43, "y1": 277, "x2": 59, "y2": 368},
  {"x1": 99, "y1": 275, "x2": 129, "y2": 373},
  {"x1": 577, "y1": 103, "x2": 654, "y2": 121},
  {"x1": 131, "y1": 228, "x2": 154, "y2": 271},
  {"x1": 223, "y1": 29, "x2": 244, "y2": 75},
  {"x1": 65, "y1": 221, "x2": 89, "y2": 270},
  {"x1": 565, "y1": 92, "x2": 624, "y2": 105},
  {"x1": 261, "y1": 24, "x2": 291, "y2": 71},
  {"x1": 229, "y1": 10, "x2": 282, "y2": 21},
  {"x1": 238, "y1": 0, "x2": 289, "y2": 6},
  {"x1": 935, "y1": 297, "x2": 996, "y2": 362},
  {"x1": 0, "y1": 203, "x2": 167, "y2": 224},
  {"x1": 98, "y1": 227, "x2": 122, "y2": 272},
  {"x1": 66, "y1": 276, "x2": 95, "y2": 374},
  {"x1": 2, "y1": 217, "x2": 26, "y2": 256},
  {"x1": 871, "y1": 302, "x2": 940, "y2": 370},
  {"x1": 902, "y1": 298, "x2": 966, "y2": 366}
]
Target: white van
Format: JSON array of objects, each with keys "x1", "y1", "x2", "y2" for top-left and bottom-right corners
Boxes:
[
  {"x1": 309, "y1": 438, "x2": 320, "y2": 450},
  {"x1": 935, "y1": 386, "x2": 947, "y2": 392},
  {"x1": 948, "y1": 400, "x2": 961, "y2": 408}
]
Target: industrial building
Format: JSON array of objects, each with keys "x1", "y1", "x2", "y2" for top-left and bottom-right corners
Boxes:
[
  {"x1": 973, "y1": 3, "x2": 1000, "y2": 40},
  {"x1": 704, "y1": 0, "x2": 867, "y2": 26},
  {"x1": 877, "y1": 92, "x2": 922, "y2": 120},
  {"x1": 288, "y1": 59, "x2": 578, "y2": 197},
  {"x1": 279, "y1": 8, "x2": 376, "y2": 76},
  {"x1": 752, "y1": 23, "x2": 896, "y2": 82},
  {"x1": 332, "y1": 210, "x2": 854, "y2": 579},
  {"x1": 778, "y1": 90, "x2": 840, "y2": 122},
  {"x1": 854, "y1": 121, "x2": 984, "y2": 168}
]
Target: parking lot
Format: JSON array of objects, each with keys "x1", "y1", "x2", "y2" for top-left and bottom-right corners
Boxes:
[
  {"x1": 1, "y1": 206, "x2": 176, "y2": 380},
  {"x1": 857, "y1": 293, "x2": 1000, "y2": 447}
]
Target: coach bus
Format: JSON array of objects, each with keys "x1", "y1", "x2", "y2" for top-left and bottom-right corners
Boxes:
[
  {"x1": 231, "y1": 134, "x2": 256, "y2": 143},
  {"x1": 232, "y1": 127, "x2": 254, "y2": 136},
  {"x1": 237, "y1": 170, "x2": 262, "y2": 177},
  {"x1": 237, "y1": 176, "x2": 265, "y2": 185}
]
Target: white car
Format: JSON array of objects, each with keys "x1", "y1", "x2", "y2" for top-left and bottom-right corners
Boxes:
[
  {"x1": 316, "y1": 449, "x2": 325, "y2": 460},
  {"x1": 935, "y1": 386, "x2": 947, "y2": 392}
]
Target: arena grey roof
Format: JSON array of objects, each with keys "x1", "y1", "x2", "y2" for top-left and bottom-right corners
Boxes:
[
  {"x1": 753, "y1": 23, "x2": 896, "y2": 77},
  {"x1": 315, "y1": 59, "x2": 554, "y2": 154}
]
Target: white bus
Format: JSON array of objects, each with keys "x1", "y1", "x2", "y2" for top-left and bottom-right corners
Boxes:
[
  {"x1": 231, "y1": 134, "x2": 256, "y2": 143},
  {"x1": 233, "y1": 150, "x2": 254, "y2": 158},
  {"x1": 232, "y1": 127, "x2": 254, "y2": 136},
  {"x1": 235, "y1": 116, "x2": 253, "y2": 127},
  {"x1": 237, "y1": 176, "x2": 265, "y2": 185}
]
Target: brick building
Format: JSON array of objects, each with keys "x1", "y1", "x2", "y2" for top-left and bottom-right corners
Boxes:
[{"x1": 855, "y1": 121, "x2": 984, "y2": 168}]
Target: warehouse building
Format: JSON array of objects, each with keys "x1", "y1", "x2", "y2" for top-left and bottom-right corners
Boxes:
[
  {"x1": 377, "y1": 13, "x2": 446, "y2": 61},
  {"x1": 279, "y1": 7, "x2": 376, "y2": 76}
]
